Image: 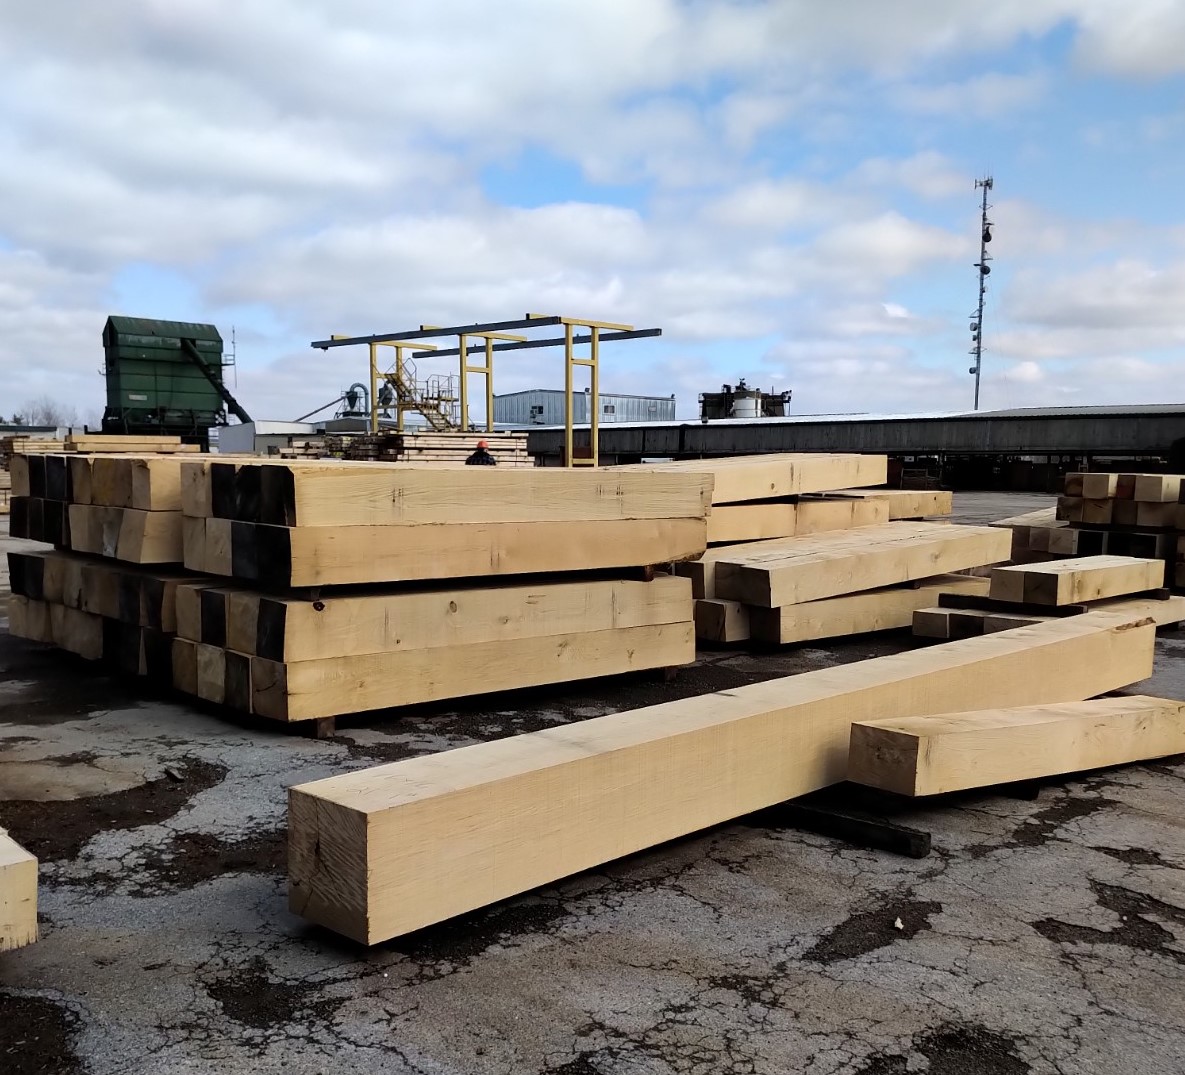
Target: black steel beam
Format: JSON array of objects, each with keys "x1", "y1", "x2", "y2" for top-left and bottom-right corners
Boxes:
[
  {"x1": 425, "y1": 327, "x2": 662, "y2": 358},
  {"x1": 310, "y1": 316, "x2": 562, "y2": 350}
]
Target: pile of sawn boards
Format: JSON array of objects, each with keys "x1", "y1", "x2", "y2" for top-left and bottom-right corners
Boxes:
[
  {"x1": 8, "y1": 452, "x2": 721, "y2": 724},
  {"x1": 629, "y1": 455, "x2": 994, "y2": 646}
]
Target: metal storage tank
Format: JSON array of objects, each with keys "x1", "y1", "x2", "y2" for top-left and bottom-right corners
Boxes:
[{"x1": 494, "y1": 389, "x2": 675, "y2": 427}]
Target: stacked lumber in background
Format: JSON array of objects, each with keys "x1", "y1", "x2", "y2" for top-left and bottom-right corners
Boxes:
[
  {"x1": 691, "y1": 521, "x2": 1008, "y2": 646},
  {"x1": 10, "y1": 456, "x2": 710, "y2": 726},
  {"x1": 1, "y1": 436, "x2": 67, "y2": 468},
  {"x1": 0, "y1": 827, "x2": 37, "y2": 951},
  {"x1": 990, "y1": 506, "x2": 1065, "y2": 563},
  {"x1": 288, "y1": 611, "x2": 1156, "y2": 944},
  {"x1": 614, "y1": 454, "x2": 967, "y2": 646},
  {"x1": 0, "y1": 469, "x2": 9, "y2": 515},
  {"x1": 849, "y1": 695, "x2": 1185, "y2": 797},
  {"x1": 912, "y1": 553, "x2": 1181, "y2": 639},
  {"x1": 1053, "y1": 472, "x2": 1185, "y2": 574},
  {"x1": 276, "y1": 431, "x2": 533, "y2": 467}
]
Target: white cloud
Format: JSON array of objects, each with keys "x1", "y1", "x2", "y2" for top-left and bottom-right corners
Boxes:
[{"x1": 894, "y1": 72, "x2": 1049, "y2": 118}]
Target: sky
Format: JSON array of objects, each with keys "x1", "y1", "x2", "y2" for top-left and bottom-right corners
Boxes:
[{"x1": 1, "y1": 0, "x2": 1184, "y2": 426}]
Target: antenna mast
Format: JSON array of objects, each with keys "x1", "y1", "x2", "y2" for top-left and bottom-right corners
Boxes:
[{"x1": 969, "y1": 176, "x2": 993, "y2": 410}]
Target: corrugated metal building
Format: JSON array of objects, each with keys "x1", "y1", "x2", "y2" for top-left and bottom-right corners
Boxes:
[{"x1": 494, "y1": 389, "x2": 676, "y2": 427}]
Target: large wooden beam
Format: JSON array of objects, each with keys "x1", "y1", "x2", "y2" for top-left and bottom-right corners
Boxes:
[
  {"x1": 703, "y1": 496, "x2": 889, "y2": 545},
  {"x1": 610, "y1": 454, "x2": 888, "y2": 505},
  {"x1": 181, "y1": 460, "x2": 713, "y2": 525},
  {"x1": 208, "y1": 518, "x2": 707, "y2": 587},
  {"x1": 716, "y1": 522, "x2": 1009, "y2": 607},
  {"x1": 748, "y1": 574, "x2": 989, "y2": 645},
  {"x1": 990, "y1": 555, "x2": 1164, "y2": 605},
  {"x1": 257, "y1": 621, "x2": 694, "y2": 720},
  {"x1": 849, "y1": 695, "x2": 1185, "y2": 796},
  {"x1": 0, "y1": 829, "x2": 38, "y2": 951},
  {"x1": 217, "y1": 575, "x2": 691, "y2": 661},
  {"x1": 825, "y1": 488, "x2": 953, "y2": 519},
  {"x1": 289, "y1": 612, "x2": 1155, "y2": 943}
]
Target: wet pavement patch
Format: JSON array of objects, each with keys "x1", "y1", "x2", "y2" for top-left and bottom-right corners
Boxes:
[
  {"x1": 0, "y1": 641, "x2": 143, "y2": 726},
  {"x1": 0, "y1": 757, "x2": 227, "y2": 862},
  {"x1": 1032, "y1": 880, "x2": 1185, "y2": 965},
  {"x1": 0, "y1": 993, "x2": 85, "y2": 1075},
  {"x1": 802, "y1": 895, "x2": 942, "y2": 964},
  {"x1": 130, "y1": 828, "x2": 287, "y2": 895},
  {"x1": 205, "y1": 956, "x2": 345, "y2": 1030},
  {"x1": 389, "y1": 898, "x2": 571, "y2": 968},
  {"x1": 854, "y1": 1022, "x2": 1031, "y2": 1075}
]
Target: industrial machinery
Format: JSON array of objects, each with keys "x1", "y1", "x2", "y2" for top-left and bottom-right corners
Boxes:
[
  {"x1": 100, "y1": 316, "x2": 251, "y2": 446},
  {"x1": 699, "y1": 379, "x2": 792, "y2": 421}
]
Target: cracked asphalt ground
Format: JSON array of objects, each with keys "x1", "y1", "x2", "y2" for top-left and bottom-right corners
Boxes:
[{"x1": 2, "y1": 492, "x2": 1184, "y2": 1074}]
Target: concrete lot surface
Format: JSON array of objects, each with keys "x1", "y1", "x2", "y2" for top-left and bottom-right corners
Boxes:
[{"x1": 2, "y1": 492, "x2": 1183, "y2": 1075}]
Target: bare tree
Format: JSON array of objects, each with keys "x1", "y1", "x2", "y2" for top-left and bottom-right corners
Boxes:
[{"x1": 19, "y1": 395, "x2": 79, "y2": 427}]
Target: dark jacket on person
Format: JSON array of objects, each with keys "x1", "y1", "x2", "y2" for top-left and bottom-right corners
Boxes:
[{"x1": 465, "y1": 448, "x2": 497, "y2": 466}]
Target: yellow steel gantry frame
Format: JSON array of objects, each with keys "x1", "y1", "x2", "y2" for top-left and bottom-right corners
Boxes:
[
  {"x1": 529, "y1": 314, "x2": 633, "y2": 467},
  {"x1": 420, "y1": 325, "x2": 527, "y2": 432},
  {"x1": 326, "y1": 314, "x2": 644, "y2": 462},
  {"x1": 369, "y1": 339, "x2": 439, "y2": 433}
]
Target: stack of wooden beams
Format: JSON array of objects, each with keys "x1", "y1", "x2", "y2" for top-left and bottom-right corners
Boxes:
[
  {"x1": 8, "y1": 455, "x2": 712, "y2": 726},
  {"x1": 9, "y1": 453, "x2": 188, "y2": 563},
  {"x1": 989, "y1": 506, "x2": 1066, "y2": 562},
  {"x1": 912, "y1": 553, "x2": 1182, "y2": 639},
  {"x1": 614, "y1": 455, "x2": 967, "y2": 646},
  {"x1": 394, "y1": 431, "x2": 533, "y2": 468},
  {"x1": 288, "y1": 610, "x2": 1159, "y2": 944},
  {"x1": 0, "y1": 468, "x2": 10, "y2": 515},
  {"x1": 1, "y1": 827, "x2": 37, "y2": 951},
  {"x1": 62, "y1": 433, "x2": 200, "y2": 454},
  {"x1": 1055, "y1": 472, "x2": 1185, "y2": 569},
  {"x1": 8, "y1": 548, "x2": 195, "y2": 676}
]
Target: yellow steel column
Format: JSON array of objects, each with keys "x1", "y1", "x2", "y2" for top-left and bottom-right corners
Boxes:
[
  {"x1": 458, "y1": 333, "x2": 469, "y2": 432},
  {"x1": 485, "y1": 337, "x2": 495, "y2": 433},
  {"x1": 394, "y1": 345, "x2": 405, "y2": 432},
  {"x1": 563, "y1": 321, "x2": 574, "y2": 467},
  {"x1": 590, "y1": 326, "x2": 600, "y2": 467},
  {"x1": 369, "y1": 343, "x2": 379, "y2": 433}
]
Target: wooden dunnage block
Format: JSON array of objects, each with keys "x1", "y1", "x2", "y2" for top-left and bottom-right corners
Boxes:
[
  {"x1": 1081, "y1": 473, "x2": 1118, "y2": 499},
  {"x1": 0, "y1": 829, "x2": 38, "y2": 951},
  {"x1": 1136, "y1": 501, "x2": 1177, "y2": 529},
  {"x1": 183, "y1": 517, "x2": 208, "y2": 573},
  {"x1": 750, "y1": 574, "x2": 990, "y2": 645},
  {"x1": 257, "y1": 622, "x2": 695, "y2": 721},
  {"x1": 50, "y1": 605, "x2": 104, "y2": 660},
  {"x1": 990, "y1": 555, "x2": 1164, "y2": 606},
  {"x1": 612, "y1": 454, "x2": 888, "y2": 505},
  {"x1": 1047, "y1": 527, "x2": 1104, "y2": 556},
  {"x1": 705, "y1": 503, "x2": 796, "y2": 544},
  {"x1": 196, "y1": 643, "x2": 227, "y2": 704},
  {"x1": 1063, "y1": 472, "x2": 1086, "y2": 496},
  {"x1": 288, "y1": 612, "x2": 1156, "y2": 943},
  {"x1": 130, "y1": 457, "x2": 184, "y2": 511},
  {"x1": 227, "y1": 576, "x2": 692, "y2": 662},
  {"x1": 826, "y1": 488, "x2": 953, "y2": 519},
  {"x1": 8, "y1": 596, "x2": 53, "y2": 643},
  {"x1": 90, "y1": 457, "x2": 134, "y2": 507},
  {"x1": 694, "y1": 599, "x2": 750, "y2": 643},
  {"x1": 9, "y1": 455, "x2": 30, "y2": 497},
  {"x1": 222, "y1": 519, "x2": 707, "y2": 588},
  {"x1": 849, "y1": 695, "x2": 1185, "y2": 797},
  {"x1": 116, "y1": 509, "x2": 183, "y2": 563},
  {"x1": 715, "y1": 522, "x2": 1009, "y2": 607},
  {"x1": 172, "y1": 638, "x2": 199, "y2": 696},
  {"x1": 1056, "y1": 497, "x2": 1084, "y2": 523},
  {"x1": 1081, "y1": 498, "x2": 1114, "y2": 525},
  {"x1": 69, "y1": 456, "x2": 93, "y2": 505},
  {"x1": 912, "y1": 608, "x2": 952, "y2": 639},
  {"x1": 1133, "y1": 474, "x2": 1182, "y2": 502}
]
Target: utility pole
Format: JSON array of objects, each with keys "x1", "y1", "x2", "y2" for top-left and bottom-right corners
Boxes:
[{"x1": 969, "y1": 176, "x2": 994, "y2": 410}]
